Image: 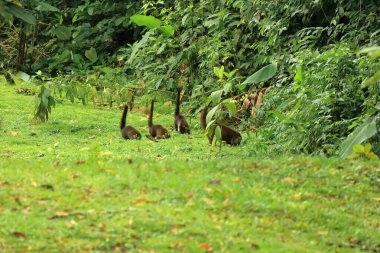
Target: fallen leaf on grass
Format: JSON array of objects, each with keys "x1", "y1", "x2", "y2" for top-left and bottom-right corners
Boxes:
[
  {"x1": 12, "y1": 232, "x2": 27, "y2": 240},
  {"x1": 131, "y1": 196, "x2": 152, "y2": 205},
  {"x1": 10, "y1": 131, "x2": 18, "y2": 136},
  {"x1": 13, "y1": 196, "x2": 22, "y2": 205},
  {"x1": 185, "y1": 200, "x2": 195, "y2": 206},
  {"x1": 373, "y1": 198, "x2": 380, "y2": 202},
  {"x1": 88, "y1": 135, "x2": 96, "y2": 139},
  {"x1": 202, "y1": 198, "x2": 214, "y2": 205},
  {"x1": 112, "y1": 242, "x2": 128, "y2": 252},
  {"x1": 317, "y1": 230, "x2": 329, "y2": 236},
  {"x1": 0, "y1": 181, "x2": 9, "y2": 186},
  {"x1": 209, "y1": 179, "x2": 221, "y2": 185},
  {"x1": 198, "y1": 243, "x2": 213, "y2": 251},
  {"x1": 232, "y1": 177, "x2": 241, "y2": 182},
  {"x1": 223, "y1": 199, "x2": 232, "y2": 206},
  {"x1": 23, "y1": 206, "x2": 30, "y2": 214},
  {"x1": 98, "y1": 223, "x2": 106, "y2": 230},
  {"x1": 170, "y1": 242, "x2": 183, "y2": 249},
  {"x1": 38, "y1": 200, "x2": 50, "y2": 205},
  {"x1": 293, "y1": 193, "x2": 302, "y2": 199},
  {"x1": 76, "y1": 160, "x2": 86, "y2": 165},
  {"x1": 65, "y1": 220, "x2": 78, "y2": 228},
  {"x1": 171, "y1": 226, "x2": 179, "y2": 234},
  {"x1": 312, "y1": 166, "x2": 320, "y2": 171},
  {"x1": 49, "y1": 211, "x2": 69, "y2": 219},
  {"x1": 251, "y1": 243, "x2": 260, "y2": 249},
  {"x1": 183, "y1": 193, "x2": 193, "y2": 198},
  {"x1": 282, "y1": 177, "x2": 293, "y2": 184},
  {"x1": 70, "y1": 173, "x2": 79, "y2": 179}
]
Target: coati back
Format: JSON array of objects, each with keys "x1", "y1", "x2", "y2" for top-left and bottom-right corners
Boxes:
[
  {"x1": 200, "y1": 106, "x2": 242, "y2": 146},
  {"x1": 174, "y1": 87, "x2": 190, "y2": 134},
  {"x1": 148, "y1": 100, "x2": 170, "y2": 139},
  {"x1": 120, "y1": 105, "x2": 141, "y2": 140}
]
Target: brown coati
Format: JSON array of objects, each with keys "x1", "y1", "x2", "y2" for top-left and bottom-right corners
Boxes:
[
  {"x1": 200, "y1": 106, "x2": 242, "y2": 146},
  {"x1": 148, "y1": 100, "x2": 170, "y2": 139},
  {"x1": 174, "y1": 87, "x2": 190, "y2": 134},
  {"x1": 120, "y1": 105, "x2": 141, "y2": 140}
]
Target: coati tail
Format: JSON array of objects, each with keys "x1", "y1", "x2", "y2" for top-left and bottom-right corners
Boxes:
[
  {"x1": 120, "y1": 105, "x2": 128, "y2": 130},
  {"x1": 149, "y1": 100, "x2": 154, "y2": 127},
  {"x1": 175, "y1": 87, "x2": 182, "y2": 116}
]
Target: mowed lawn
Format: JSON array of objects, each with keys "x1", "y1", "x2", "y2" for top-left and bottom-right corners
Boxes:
[{"x1": 0, "y1": 82, "x2": 379, "y2": 252}]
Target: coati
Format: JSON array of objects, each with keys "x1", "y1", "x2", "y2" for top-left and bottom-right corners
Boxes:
[
  {"x1": 200, "y1": 106, "x2": 242, "y2": 146},
  {"x1": 174, "y1": 87, "x2": 190, "y2": 134},
  {"x1": 120, "y1": 105, "x2": 141, "y2": 140},
  {"x1": 148, "y1": 100, "x2": 170, "y2": 139}
]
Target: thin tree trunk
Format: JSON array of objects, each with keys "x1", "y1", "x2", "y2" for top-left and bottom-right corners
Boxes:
[{"x1": 16, "y1": 25, "x2": 26, "y2": 70}]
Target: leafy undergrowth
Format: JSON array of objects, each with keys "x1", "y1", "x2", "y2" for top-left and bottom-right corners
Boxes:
[{"x1": 0, "y1": 84, "x2": 379, "y2": 252}]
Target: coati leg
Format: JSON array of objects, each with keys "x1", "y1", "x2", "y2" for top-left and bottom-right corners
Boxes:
[
  {"x1": 174, "y1": 87, "x2": 190, "y2": 134},
  {"x1": 120, "y1": 105, "x2": 141, "y2": 140},
  {"x1": 200, "y1": 106, "x2": 242, "y2": 145},
  {"x1": 145, "y1": 134, "x2": 158, "y2": 142},
  {"x1": 148, "y1": 100, "x2": 170, "y2": 139}
]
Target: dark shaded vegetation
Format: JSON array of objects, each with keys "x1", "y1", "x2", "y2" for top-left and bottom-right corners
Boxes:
[{"x1": 0, "y1": 0, "x2": 379, "y2": 155}]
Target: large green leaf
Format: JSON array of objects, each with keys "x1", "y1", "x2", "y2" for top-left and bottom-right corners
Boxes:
[
  {"x1": 224, "y1": 100, "x2": 237, "y2": 116},
  {"x1": 0, "y1": 3, "x2": 13, "y2": 23},
  {"x1": 158, "y1": 25, "x2": 175, "y2": 37},
  {"x1": 35, "y1": 2, "x2": 59, "y2": 12},
  {"x1": 127, "y1": 31, "x2": 152, "y2": 64},
  {"x1": 16, "y1": 71, "x2": 30, "y2": 82},
  {"x1": 213, "y1": 66, "x2": 224, "y2": 79},
  {"x1": 241, "y1": 63, "x2": 277, "y2": 88},
  {"x1": 85, "y1": 47, "x2": 98, "y2": 63},
  {"x1": 294, "y1": 65, "x2": 304, "y2": 86},
  {"x1": 130, "y1": 15, "x2": 162, "y2": 29},
  {"x1": 211, "y1": 90, "x2": 223, "y2": 104},
  {"x1": 7, "y1": 4, "x2": 36, "y2": 25},
  {"x1": 361, "y1": 71, "x2": 380, "y2": 88},
  {"x1": 206, "y1": 105, "x2": 219, "y2": 126},
  {"x1": 131, "y1": 15, "x2": 174, "y2": 37},
  {"x1": 358, "y1": 46, "x2": 380, "y2": 60},
  {"x1": 339, "y1": 117, "x2": 378, "y2": 158},
  {"x1": 54, "y1": 25, "x2": 71, "y2": 40},
  {"x1": 214, "y1": 125, "x2": 222, "y2": 142},
  {"x1": 49, "y1": 49, "x2": 71, "y2": 69}
]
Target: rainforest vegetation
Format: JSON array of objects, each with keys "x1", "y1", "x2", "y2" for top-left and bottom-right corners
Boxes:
[{"x1": 0, "y1": 0, "x2": 379, "y2": 252}]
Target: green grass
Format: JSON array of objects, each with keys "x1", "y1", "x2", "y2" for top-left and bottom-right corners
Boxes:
[{"x1": 0, "y1": 82, "x2": 379, "y2": 252}]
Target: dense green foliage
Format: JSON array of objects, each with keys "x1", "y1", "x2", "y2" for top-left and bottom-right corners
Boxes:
[{"x1": 1, "y1": 0, "x2": 379, "y2": 154}]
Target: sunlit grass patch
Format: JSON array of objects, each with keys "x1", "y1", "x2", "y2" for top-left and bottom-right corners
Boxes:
[{"x1": 0, "y1": 83, "x2": 379, "y2": 252}]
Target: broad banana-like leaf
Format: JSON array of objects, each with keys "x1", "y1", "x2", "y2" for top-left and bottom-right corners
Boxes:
[
  {"x1": 7, "y1": 4, "x2": 36, "y2": 25},
  {"x1": 339, "y1": 117, "x2": 377, "y2": 158},
  {"x1": 241, "y1": 63, "x2": 277, "y2": 89},
  {"x1": 131, "y1": 15, "x2": 162, "y2": 29}
]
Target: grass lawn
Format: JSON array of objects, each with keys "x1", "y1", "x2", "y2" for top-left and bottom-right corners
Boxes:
[{"x1": 0, "y1": 82, "x2": 379, "y2": 252}]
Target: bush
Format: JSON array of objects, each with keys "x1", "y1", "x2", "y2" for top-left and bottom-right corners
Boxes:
[{"x1": 259, "y1": 45, "x2": 380, "y2": 155}]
